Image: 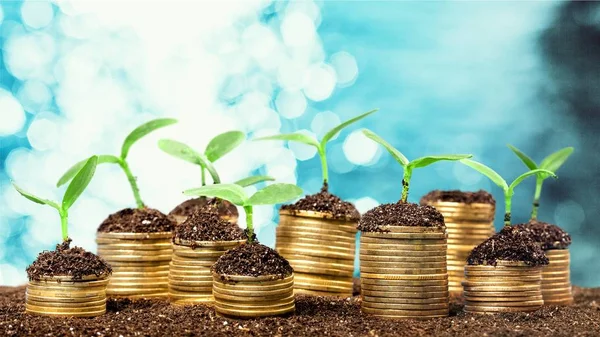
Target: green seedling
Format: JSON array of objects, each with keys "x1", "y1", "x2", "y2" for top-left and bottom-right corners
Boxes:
[
  {"x1": 158, "y1": 133, "x2": 273, "y2": 187},
  {"x1": 362, "y1": 129, "x2": 472, "y2": 202},
  {"x1": 508, "y1": 145, "x2": 574, "y2": 220},
  {"x1": 184, "y1": 183, "x2": 302, "y2": 242},
  {"x1": 255, "y1": 109, "x2": 378, "y2": 186},
  {"x1": 13, "y1": 156, "x2": 98, "y2": 241},
  {"x1": 56, "y1": 118, "x2": 177, "y2": 209},
  {"x1": 459, "y1": 159, "x2": 557, "y2": 226}
]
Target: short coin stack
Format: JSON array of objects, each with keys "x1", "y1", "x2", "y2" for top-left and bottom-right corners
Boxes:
[
  {"x1": 96, "y1": 232, "x2": 172, "y2": 299},
  {"x1": 169, "y1": 239, "x2": 245, "y2": 304},
  {"x1": 542, "y1": 249, "x2": 573, "y2": 305},
  {"x1": 276, "y1": 210, "x2": 356, "y2": 297},
  {"x1": 212, "y1": 274, "x2": 295, "y2": 318},
  {"x1": 424, "y1": 201, "x2": 495, "y2": 293},
  {"x1": 463, "y1": 261, "x2": 544, "y2": 313},
  {"x1": 26, "y1": 275, "x2": 110, "y2": 317},
  {"x1": 360, "y1": 226, "x2": 449, "y2": 319}
]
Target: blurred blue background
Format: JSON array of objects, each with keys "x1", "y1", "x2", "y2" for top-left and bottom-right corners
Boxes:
[{"x1": 1, "y1": 1, "x2": 598, "y2": 286}]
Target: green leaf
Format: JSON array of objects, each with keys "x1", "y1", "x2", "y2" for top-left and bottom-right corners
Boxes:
[
  {"x1": 409, "y1": 154, "x2": 472, "y2": 169},
  {"x1": 254, "y1": 133, "x2": 320, "y2": 149},
  {"x1": 508, "y1": 169, "x2": 557, "y2": 193},
  {"x1": 362, "y1": 129, "x2": 409, "y2": 166},
  {"x1": 246, "y1": 183, "x2": 303, "y2": 206},
  {"x1": 12, "y1": 182, "x2": 60, "y2": 210},
  {"x1": 121, "y1": 118, "x2": 177, "y2": 159},
  {"x1": 158, "y1": 139, "x2": 203, "y2": 165},
  {"x1": 56, "y1": 155, "x2": 121, "y2": 187},
  {"x1": 234, "y1": 175, "x2": 275, "y2": 187},
  {"x1": 183, "y1": 184, "x2": 247, "y2": 206},
  {"x1": 459, "y1": 159, "x2": 509, "y2": 191},
  {"x1": 62, "y1": 156, "x2": 98, "y2": 210},
  {"x1": 205, "y1": 131, "x2": 246, "y2": 162},
  {"x1": 539, "y1": 147, "x2": 574, "y2": 173},
  {"x1": 321, "y1": 109, "x2": 378, "y2": 147},
  {"x1": 507, "y1": 144, "x2": 538, "y2": 170}
]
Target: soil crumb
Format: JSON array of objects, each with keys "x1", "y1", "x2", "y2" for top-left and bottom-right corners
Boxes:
[
  {"x1": 174, "y1": 211, "x2": 245, "y2": 242},
  {"x1": 420, "y1": 189, "x2": 496, "y2": 206},
  {"x1": 358, "y1": 202, "x2": 445, "y2": 232},
  {"x1": 516, "y1": 220, "x2": 572, "y2": 250},
  {"x1": 97, "y1": 208, "x2": 175, "y2": 233},
  {"x1": 169, "y1": 197, "x2": 239, "y2": 219},
  {"x1": 281, "y1": 183, "x2": 360, "y2": 221},
  {"x1": 212, "y1": 242, "x2": 293, "y2": 278}
]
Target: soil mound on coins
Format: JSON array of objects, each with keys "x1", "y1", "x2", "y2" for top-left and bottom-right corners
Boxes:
[
  {"x1": 516, "y1": 220, "x2": 572, "y2": 250},
  {"x1": 420, "y1": 189, "x2": 496, "y2": 206},
  {"x1": 358, "y1": 201, "x2": 445, "y2": 232},
  {"x1": 281, "y1": 183, "x2": 360, "y2": 221},
  {"x1": 26, "y1": 239, "x2": 112, "y2": 281},
  {"x1": 467, "y1": 225, "x2": 549, "y2": 266},
  {"x1": 169, "y1": 197, "x2": 238, "y2": 219},
  {"x1": 174, "y1": 211, "x2": 245, "y2": 242},
  {"x1": 212, "y1": 242, "x2": 293, "y2": 278},
  {"x1": 97, "y1": 207, "x2": 175, "y2": 233}
]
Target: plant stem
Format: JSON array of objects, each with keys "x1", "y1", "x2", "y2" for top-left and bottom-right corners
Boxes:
[
  {"x1": 530, "y1": 176, "x2": 543, "y2": 220},
  {"x1": 60, "y1": 208, "x2": 69, "y2": 241},
  {"x1": 504, "y1": 192, "x2": 512, "y2": 227},
  {"x1": 401, "y1": 167, "x2": 413, "y2": 203},
  {"x1": 119, "y1": 159, "x2": 144, "y2": 209},
  {"x1": 318, "y1": 147, "x2": 329, "y2": 185},
  {"x1": 201, "y1": 166, "x2": 206, "y2": 186},
  {"x1": 243, "y1": 205, "x2": 254, "y2": 243}
]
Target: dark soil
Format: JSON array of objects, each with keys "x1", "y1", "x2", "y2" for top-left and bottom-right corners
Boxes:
[
  {"x1": 169, "y1": 197, "x2": 239, "y2": 219},
  {"x1": 281, "y1": 183, "x2": 360, "y2": 221},
  {"x1": 358, "y1": 201, "x2": 445, "y2": 232},
  {"x1": 173, "y1": 211, "x2": 246, "y2": 242},
  {"x1": 467, "y1": 226, "x2": 549, "y2": 266},
  {"x1": 516, "y1": 220, "x2": 572, "y2": 250},
  {"x1": 97, "y1": 208, "x2": 175, "y2": 233},
  {"x1": 2, "y1": 285, "x2": 600, "y2": 336},
  {"x1": 212, "y1": 242, "x2": 293, "y2": 279},
  {"x1": 420, "y1": 189, "x2": 496, "y2": 206},
  {"x1": 26, "y1": 240, "x2": 111, "y2": 281}
]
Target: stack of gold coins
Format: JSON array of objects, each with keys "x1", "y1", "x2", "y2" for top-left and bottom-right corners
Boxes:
[
  {"x1": 424, "y1": 201, "x2": 495, "y2": 293},
  {"x1": 542, "y1": 249, "x2": 573, "y2": 305},
  {"x1": 169, "y1": 239, "x2": 245, "y2": 305},
  {"x1": 360, "y1": 226, "x2": 449, "y2": 319},
  {"x1": 26, "y1": 274, "x2": 110, "y2": 317},
  {"x1": 172, "y1": 214, "x2": 238, "y2": 226},
  {"x1": 96, "y1": 232, "x2": 172, "y2": 299},
  {"x1": 463, "y1": 261, "x2": 544, "y2": 313},
  {"x1": 276, "y1": 210, "x2": 356, "y2": 297},
  {"x1": 212, "y1": 274, "x2": 295, "y2": 318}
]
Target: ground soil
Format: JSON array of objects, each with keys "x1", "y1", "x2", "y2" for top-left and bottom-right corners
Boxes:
[
  {"x1": 281, "y1": 183, "x2": 360, "y2": 221},
  {"x1": 358, "y1": 201, "x2": 445, "y2": 232},
  {"x1": 169, "y1": 197, "x2": 239, "y2": 219},
  {"x1": 26, "y1": 240, "x2": 112, "y2": 281},
  {"x1": 2, "y1": 284, "x2": 599, "y2": 336},
  {"x1": 516, "y1": 220, "x2": 572, "y2": 250},
  {"x1": 212, "y1": 242, "x2": 293, "y2": 279},
  {"x1": 173, "y1": 211, "x2": 246, "y2": 242},
  {"x1": 468, "y1": 225, "x2": 549, "y2": 266},
  {"x1": 97, "y1": 208, "x2": 175, "y2": 233},
  {"x1": 420, "y1": 189, "x2": 496, "y2": 206}
]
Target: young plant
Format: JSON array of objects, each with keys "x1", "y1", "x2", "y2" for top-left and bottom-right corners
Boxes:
[
  {"x1": 459, "y1": 158, "x2": 557, "y2": 226},
  {"x1": 13, "y1": 156, "x2": 98, "y2": 241},
  {"x1": 362, "y1": 129, "x2": 472, "y2": 202},
  {"x1": 183, "y1": 183, "x2": 303, "y2": 242},
  {"x1": 56, "y1": 118, "x2": 177, "y2": 209},
  {"x1": 508, "y1": 145, "x2": 574, "y2": 220},
  {"x1": 255, "y1": 109, "x2": 378, "y2": 186}
]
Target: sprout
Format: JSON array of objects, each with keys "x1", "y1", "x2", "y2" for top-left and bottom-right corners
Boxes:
[
  {"x1": 183, "y1": 183, "x2": 303, "y2": 242},
  {"x1": 362, "y1": 129, "x2": 472, "y2": 202},
  {"x1": 459, "y1": 159, "x2": 557, "y2": 226},
  {"x1": 254, "y1": 109, "x2": 378, "y2": 186},
  {"x1": 56, "y1": 118, "x2": 177, "y2": 209},
  {"x1": 158, "y1": 132, "x2": 273, "y2": 187},
  {"x1": 508, "y1": 145, "x2": 574, "y2": 220},
  {"x1": 14, "y1": 156, "x2": 98, "y2": 241}
]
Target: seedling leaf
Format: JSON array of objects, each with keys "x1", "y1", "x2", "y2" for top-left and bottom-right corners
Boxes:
[
  {"x1": 539, "y1": 147, "x2": 574, "y2": 173},
  {"x1": 254, "y1": 133, "x2": 320, "y2": 149},
  {"x1": 459, "y1": 159, "x2": 509, "y2": 191},
  {"x1": 12, "y1": 183, "x2": 60, "y2": 210},
  {"x1": 507, "y1": 144, "x2": 537, "y2": 170},
  {"x1": 234, "y1": 175, "x2": 275, "y2": 187},
  {"x1": 246, "y1": 183, "x2": 303, "y2": 206},
  {"x1": 158, "y1": 139, "x2": 203, "y2": 165},
  {"x1": 56, "y1": 155, "x2": 120, "y2": 187},
  {"x1": 62, "y1": 156, "x2": 98, "y2": 210},
  {"x1": 183, "y1": 184, "x2": 247, "y2": 206},
  {"x1": 409, "y1": 154, "x2": 472, "y2": 169},
  {"x1": 362, "y1": 129, "x2": 409, "y2": 166},
  {"x1": 508, "y1": 169, "x2": 557, "y2": 192},
  {"x1": 121, "y1": 118, "x2": 177, "y2": 159},
  {"x1": 321, "y1": 109, "x2": 378, "y2": 147},
  {"x1": 205, "y1": 131, "x2": 246, "y2": 162}
]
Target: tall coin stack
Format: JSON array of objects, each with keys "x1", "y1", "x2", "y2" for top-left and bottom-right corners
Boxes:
[
  {"x1": 169, "y1": 239, "x2": 245, "y2": 304},
  {"x1": 96, "y1": 232, "x2": 172, "y2": 299},
  {"x1": 26, "y1": 275, "x2": 110, "y2": 317},
  {"x1": 276, "y1": 210, "x2": 356, "y2": 297},
  {"x1": 360, "y1": 226, "x2": 449, "y2": 319},
  {"x1": 542, "y1": 249, "x2": 573, "y2": 305},
  {"x1": 463, "y1": 261, "x2": 544, "y2": 313},
  {"x1": 423, "y1": 201, "x2": 495, "y2": 293}
]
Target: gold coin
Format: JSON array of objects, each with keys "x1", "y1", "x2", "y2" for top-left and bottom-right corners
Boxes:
[
  {"x1": 291, "y1": 265, "x2": 353, "y2": 277},
  {"x1": 462, "y1": 281, "x2": 540, "y2": 287},
  {"x1": 211, "y1": 285, "x2": 293, "y2": 297},
  {"x1": 293, "y1": 283, "x2": 351, "y2": 293},
  {"x1": 25, "y1": 293, "x2": 105, "y2": 303},
  {"x1": 168, "y1": 279, "x2": 213, "y2": 287},
  {"x1": 100, "y1": 254, "x2": 172, "y2": 262},
  {"x1": 463, "y1": 290, "x2": 541, "y2": 297},
  {"x1": 277, "y1": 223, "x2": 356, "y2": 236},
  {"x1": 361, "y1": 306, "x2": 448, "y2": 316},
  {"x1": 463, "y1": 285, "x2": 541, "y2": 292},
  {"x1": 214, "y1": 280, "x2": 295, "y2": 292},
  {"x1": 276, "y1": 230, "x2": 356, "y2": 243},
  {"x1": 26, "y1": 298, "x2": 106, "y2": 308},
  {"x1": 361, "y1": 301, "x2": 448, "y2": 310},
  {"x1": 464, "y1": 276, "x2": 541, "y2": 283},
  {"x1": 168, "y1": 284, "x2": 212, "y2": 292},
  {"x1": 361, "y1": 290, "x2": 449, "y2": 299},
  {"x1": 360, "y1": 254, "x2": 446, "y2": 263},
  {"x1": 213, "y1": 291, "x2": 294, "y2": 303},
  {"x1": 214, "y1": 297, "x2": 295, "y2": 309},
  {"x1": 279, "y1": 219, "x2": 357, "y2": 234},
  {"x1": 25, "y1": 289, "x2": 105, "y2": 299},
  {"x1": 464, "y1": 295, "x2": 543, "y2": 302},
  {"x1": 170, "y1": 296, "x2": 213, "y2": 304},
  {"x1": 360, "y1": 249, "x2": 446, "y2": 257},
  {"x1": 170, "y1": 261, "x2": 215, "y2": 269},
  {"x1": 110, "y1": 293, "x2": 168, "y2": 299},
  {"x1": 541, "y1": 287, "x2": 572, "y2": 294},
  {"x1": 26, "y1": 285, "x2": 107, "y2": 295},
  {"x1": 107, "y1": 287, "x2": 168, "y2": 294},
  {"x1": 276, "y1": 239, "x2": 355, "y2": 252},
  {"x1": 361, "y1": 284, "x2": 448, "y2": 292},
  {"x1": 464, "y1": 305, "x2": 541, "y2": 313},
  {"x1": 376, "y1": 226, "x2": 446, "y2": 234},
  {"x1": 26, "y1": 303, "x2": 105, "y2": 313},
  {"x1": 361, "y1": 278, "x2": 448, "y2": 287},
  {"x1": 110, "y1": 270, "x2": 170, "y2": 278},
  {"x1": 26, "y1": 307, "x2": 105, "y2": 317},
  {"x1": 109, "y1": 277, "x2": 169, "y2": 285},
  {"x1": 361, "y1": 273, "x2": 447, "y2": 281},
  {"x1": 169, "y1": 269, "x2": 213, "y2": 277},
  {"x1": 360, "y1": 243, "x2": 447, "y2": 252},
  {"x1": 104, "y1": 259, "x2": 170, "y2": 267},
  {"x1": 361, "y1": 267, "x2": 447, "y2": 275},
  {"x1": 108, "y1": 281, "x2": 168, "y2": 289},
  {"x1": 361, "y1": 237, "x2": 447, "y2": 245},
  {"x1": 361, "y1": 261, "x2": 447, "y2": 269},
  {"x1": 111, "y1": 264, "x2": 170, "y2": 271},
  {"x1": 277, "y1": 247, "x2": 354, "y2": 260},
  {"x1": 362, "y1": 232, "x2": 447, "y2": 240},
  {"x1": 292, "y1": 274, "x2": 352, "y2": 287},
  {"x1": 173, "y1": 238, "x2": 244, "y2": 248},
  {"x1": 294, "y1": 288, "x2": 351, "y2": 297},
  {"x1": 29, "y1": 278, "x2": 109, "y2": 287},
  {"x1": 464, "y1": 271, "x2": 540, "y2": 277},
  {"x1": 541, "y1": 271, "x2": 570, "y2": 277},
  {"x1": 286, "y1": 259, "x2": 354, "y2": 272},
  {"x1": 215, "y1": 304, "x2": 295, "y2": 318},
  {"x1": 362, "y1": 295, "x2": 448, "y2": 304}
]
